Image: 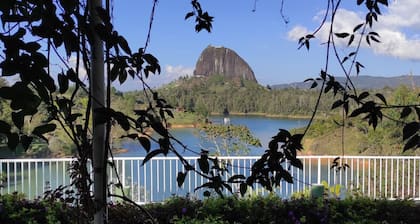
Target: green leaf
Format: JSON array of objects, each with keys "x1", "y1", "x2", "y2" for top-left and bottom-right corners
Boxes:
[
  {"x1": 142, "y1": 149, "x2": 164, "y2": 166},
  {"x1": 353, "y1": 23, "x2": 364, "y2": 32},
  {"x1": 7, "y1": 132, "x2": 19, "y2": 150},
  {"x1": 290, "y1": 158, "x2": 303, "y2": 170},
  {"x1": 377, "y1": 0, "x2": 388, "y2": 6},
  {"x1": 240, "y1": 183, "x2": 247, "y2": 196},
  {"x1": 66, "y1": 68, "x2": 78, "y2": 82},
  {"x1": 67, "y1": 113, "x2": 82, "y2": 123},
  {"x1": 370, "y1": 36, "x2": 380, "y2": 43},
  {"x1": 349, "y1": 107, "x2": 365, "y2": 118},
  {"x1": 403, "y1": 134, "x2": 419, "y2": 152},
  {"x1": 331, "y1": 100, "x2": 344, "y2": 109},
  {"x1": 358, "y1": 91, "x2": 370, "y2": 101},
  {"x1": 348, "y1": 34, "x2": 355, "y2": 46},
  {"x1": 119, "y1": 69, "x2": 128, "y2": 84},
  {"x1": 118, "y1": 35, "x2": 131, "y2": 55},
  {"x1": 304, "y1": 40, "x2": 310, "y2": 50},
  {"x1": 151, "y1": 121, "x2": 168, "y2": 137},
  {"x1": 177, "y1": 171, "x2": 187, "y2": 187},
  {"x1": 12, "y1": 111, "x2": 24, "y2": 129},
  {"x1": 185, "y1": 12, "x2": 194, "y2": 20},
  {"x1": 20, "y1": 135, "x2": 33, "y2": 151},
  {"x1": 24, "y1": 42, "x2": 41, "y2": 53},
  {"x1": 0, "y1": 86, "x2": 15, "y2": 99},
  {"x1": 114, "y1": 111, "x2": 130, "y2": 131},
  {"x1": 138, "y1": 137, "x2": 151, "y2": 153},
  {"x1": 58, "y1": 73, "x2": 69, "y2": 94},
  {"x1": 400, "y1": 107, "x2": 412, "y2": 119},
  {"x1": 158, "y1": 137, "x2": 170, "y2": 155},
  {"x1": 203, "y1": 190, "x2": 211, "y2": 197},
  {"x1": 32, "y1": 123, "x2": 56, "y2": 141},
  {"x1": 143, "y1": 54, "x2": 158, "y2": 66},
  {"x1": 274, "y1": 129, "x2": 291, "y2": 142},
  {"x1": 198, "y1": 154, "x2": 210, "y2": 174},
  {"x1": 415, "y1": 107, "x2": 420, "y2": 120},
  {"x1": 355, "y1": 61, "x2": 364, "y2": 74},
  {"x1": 33, "y1": 123, "x2": 57, "y2": 135},
  {"x1": 403, "y1": 122, "x2": 419, "y2": 141},
  {"x1": 320, "y1": 70, "x2": 327, "y2": 80},
  {"x1": 334, "y1": 32, "x2": 349, "y2": 38},
  {"x1": 375, "y1": 93, "x2": 387, "y2": 105},
  {"x1": 110, "y1": 64, "x2": 119, "y2": 82},
  {"x1": 280, "y1": 168, "x2": 293, "y2": 183},
  {"x1": 0, "y1": 120, "x2": 11, "y2": 134}
]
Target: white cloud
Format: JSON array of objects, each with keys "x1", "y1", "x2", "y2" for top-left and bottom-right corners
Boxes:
[
  {"x1": 143, "y1": 64, "x2": 193, "y2": 88},
  {"x1": 288, "y1": 25, "x2": 310, "y2": 41},
  {"x1": 382, "y1": 0, "x2": 420, "y2": 29},
  {"x1": 373, "y1": 28, "x2": 420, "y2": 60},
  {"x1": 164, "y1": 65, "x2": 194, "y2": 78},
  {"x1": 287, "y1": 1, "x2": 420, "y2": 61}
]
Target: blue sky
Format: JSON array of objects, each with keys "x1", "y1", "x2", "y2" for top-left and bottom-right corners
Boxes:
[{"x1": 110, "y1": 0, "x2": 420, "y2": 90}]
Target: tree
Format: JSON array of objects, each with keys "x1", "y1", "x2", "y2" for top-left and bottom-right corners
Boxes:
[
  {"x1": 0, "y1": 1, "x2": 217, "y2": 223},
  {"x1": 198, "y1": 124, "x2": 261, "y2": 156}
]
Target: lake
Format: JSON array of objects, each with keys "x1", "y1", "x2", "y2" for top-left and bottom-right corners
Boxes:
[{"x1": 118, "y1": 115, "x2": 309, "y2": 157}]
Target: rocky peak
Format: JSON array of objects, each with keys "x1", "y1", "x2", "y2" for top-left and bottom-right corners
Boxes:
[{"x1": 193, "y1": 45, "x2": 257, "y2": 83}]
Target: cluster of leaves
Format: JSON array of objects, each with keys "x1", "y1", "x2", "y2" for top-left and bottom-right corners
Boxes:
[
  {"x1": 0, "y1": 193, "x2": 78, "y2": 224},
  {"x1": 0, "y1": 0, "x2": 172, "y2": 221},
  {"x1": 242, "y1": 130, "x2": 303, "y2": 194},
  {"x1": 300, "y1": 0, "x2": 418, "y2": 153},
  {"x1": 185, "y1": 0, "x2": 214, "y2": 33}
]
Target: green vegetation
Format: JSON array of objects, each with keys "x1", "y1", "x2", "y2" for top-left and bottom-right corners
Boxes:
[
  {"x1": 0, "y1": 193, "x2": 78, "y2": 224},
  {"x1": 300, "y1": 85, "x2": 419, "y2": 155},
  {"x1": 116, "y1": 195, "x2": 420, "y2": 223},
  {"x1": 198, "y1": 124, "x2": 261, "y2": 156},
  {"x1": 1, "y1": 193, "x2": 419, "y2": 223},
  {"x1": 157, "y1": 75, "x2": 337, "y2": 117},
  {"x1": 0, "y1": 73, "x2": 415, "y2": 157}
]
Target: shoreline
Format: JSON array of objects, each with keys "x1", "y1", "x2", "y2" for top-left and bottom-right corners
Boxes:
[
  {"x1": 167, "y1": 112, "x2": 312, "y2": 130},
  {"x1": 210, "y1": 112, "x2": 312, "y2": 119},
  {"x1": 168, "y1": 123, "x2": 197, "y2": 129}
]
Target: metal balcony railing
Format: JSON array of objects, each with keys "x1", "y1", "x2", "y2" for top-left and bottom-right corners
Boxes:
[{"x1": 1, "y1": 156, "x2": 420, "y2": 203}]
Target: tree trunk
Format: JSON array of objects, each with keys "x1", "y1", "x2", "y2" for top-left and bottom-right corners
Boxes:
[{"x1": 89, "y1": 0, "x2": 107, "y2": 223}]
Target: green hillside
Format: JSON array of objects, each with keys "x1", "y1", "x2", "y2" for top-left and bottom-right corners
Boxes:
[{"x1": 154, "y1": 75, "x2": 340, "y2": 117}]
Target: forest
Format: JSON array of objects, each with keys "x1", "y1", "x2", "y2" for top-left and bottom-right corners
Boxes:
[{"x1": 0, "y1": 75, "x2": 417, "y2": 157}]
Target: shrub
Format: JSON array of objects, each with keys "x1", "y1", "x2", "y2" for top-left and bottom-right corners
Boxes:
[
  {"x1": 1, "y1": 193, "x2": 420, "y2": 223},
  {"x1": 0, "y1": 193, "x2": 77, "y2": 224}
]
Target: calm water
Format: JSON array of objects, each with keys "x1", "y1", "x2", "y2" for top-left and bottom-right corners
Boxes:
[{"x1": 119, "y1": 115, "x2": 308, "y2": 157}]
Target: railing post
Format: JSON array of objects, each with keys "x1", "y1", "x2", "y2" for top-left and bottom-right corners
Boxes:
[{"x1": 317, "y1": 157, "x2": 321, "y2": 184}]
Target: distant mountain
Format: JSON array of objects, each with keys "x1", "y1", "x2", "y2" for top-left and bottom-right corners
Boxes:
[
  {"x1": 193, "y1": 45, "x2": 258, "y2": 83},
  {"x1": 272, "y1": 75, "x2": 420, "y2": 90}
]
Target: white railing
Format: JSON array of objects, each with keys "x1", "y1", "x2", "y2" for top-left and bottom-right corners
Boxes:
[{"x1": 1, "y1": 156, "x2": 420, "y2": 203}]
